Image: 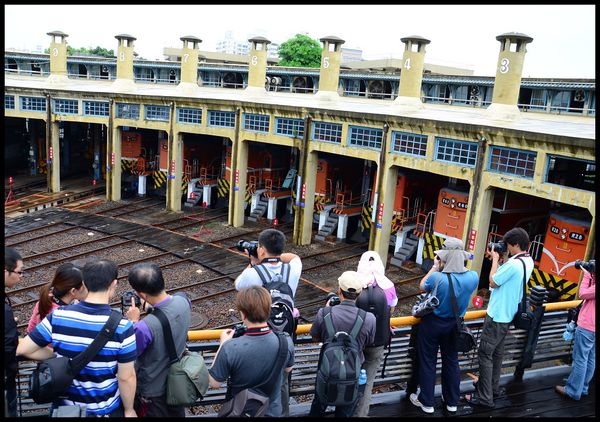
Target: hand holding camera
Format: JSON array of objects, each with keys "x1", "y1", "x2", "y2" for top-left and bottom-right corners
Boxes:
[
  {"x1": 122, "y1": 290, "x2": 142, "y2": 320},
  {"x1": 326, "y1": 292, "x2": 340, "y2": 307},
  {"x1": 574, "y1": 259, "x2": 595, "y2": 274}
]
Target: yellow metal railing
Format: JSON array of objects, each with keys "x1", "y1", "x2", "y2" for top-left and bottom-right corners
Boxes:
[{"x1": 187, "y1": 299, "x2": 582, "y2": 341}]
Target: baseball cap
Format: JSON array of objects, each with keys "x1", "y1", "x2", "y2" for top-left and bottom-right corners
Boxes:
[{"x1": 338, "y1": 271, "x2": 364, "y2": 294}]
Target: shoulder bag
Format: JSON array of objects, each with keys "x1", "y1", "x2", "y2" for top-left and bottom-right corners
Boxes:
[
  {"x1": 152, "y1": 307, "x2": 209, "y2": 406},
  {"x1": 218, "y1": 332, "x2": 288, "y2": 417},
  {"x1": 447, "y1": 273, "x2": 477, "y2": 353},
  {"x1": 411, "y1": 273, "x2": 441, "y2": 318},
  {"x1": 29, "y1": 309, "x2": 122, "y2": 404},
  {"x1": 512, "y1": 258, "x2": 535, "y2": 331}
]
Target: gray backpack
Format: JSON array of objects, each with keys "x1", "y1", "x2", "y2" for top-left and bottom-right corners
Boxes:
[{"x1": 314, "y1": 307, "x2": 366, "y2": 406}]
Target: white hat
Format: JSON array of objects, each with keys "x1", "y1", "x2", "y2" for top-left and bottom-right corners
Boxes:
[{"x1": 338, "y1": 271, "x2": 364, "y2": 294}]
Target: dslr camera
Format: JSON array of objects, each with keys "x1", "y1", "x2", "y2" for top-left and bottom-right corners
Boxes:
[
  {"x1": 326, "y1": 292, "x2": 341, "y2": 306},
  {"x1": 574, "y1": 259, "x2": 595, "y2": 273},
  {"x1": 237, "y1": 240, "x2": 259, "y2": 258},
  {"x1": 121, "y1": 291, "x2": 141, "y2": 312},
  {"x1": 488, "y1": 240, "x2": 506, "y2": 254},
  {"x1": 232, "y1": 323, "x2": 247, "y2": 338}
]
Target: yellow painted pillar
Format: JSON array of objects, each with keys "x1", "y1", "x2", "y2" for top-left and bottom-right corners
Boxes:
[
  {"x1": 372, "y1": 164, "x2": 399, "y2": 265},
  {"x1": 108, "y1": 125, "x2": 122, "y2": 202},
  {"x1": 168, "y1": 130, "x2": 183, "y2": 212},
  {"x1": 179, "y1": 36, "x2": 201, "y2": 84},
  {"x1": 465, "y1": 183, "x2": 495, "y2": 274},
  {"x1": 47, "y1": 121, "x2": 61, "y2": 193},
  {"x1": 232, "y1": 140, "x2": 249, "y2": 227},
  {"x1": 246, "y1": 37, "x2": 270, "y2": 90},
  {"x1": 114, "y1": 34, "x2": 136, "y2": 89},
  {"x1": 46, "y1": 31, "x2": 68, "y2": 80},
  {"x1": 396, "y1": 35, "x2": 430, "y2": 100},
  {"x1": 300, "y1": 151, "x2": 318, "y2": 245},
  {"x1": 317, "y1": 36, "x2": 344, "y2": 95}
]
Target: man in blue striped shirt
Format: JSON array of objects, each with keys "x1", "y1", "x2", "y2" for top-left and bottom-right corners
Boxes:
[{"x1": 17, "y1": 259, "x2": 137, "y2": 417}]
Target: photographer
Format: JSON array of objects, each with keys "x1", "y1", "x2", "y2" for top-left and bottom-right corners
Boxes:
[
  {"x1": 208, "y1": 286, "x2": 294, "y2": 417},
  {"x1": 555, "y1": 260, "x2": 595, "y2": 400},
  {"x1": 309, "y1": 271, "x2": 376, "y2": 417},
  {"x1": 409, "y1": 238, "x2": 478, "y2": 414},
  {"x1": 124, "y1": 263, "x2": 192, "y2": 417},
  {"x1": 465, "y1": 227, "x2": 534, "y2": 408},
  {"x1": 234, "y1": 228, "x2": 301, "y2": 416}
]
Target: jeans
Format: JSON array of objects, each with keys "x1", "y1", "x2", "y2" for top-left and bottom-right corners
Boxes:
[
  {"x1": 475, "y1": 315, "x2": 511, "y2": 406},
  {"x1": 416, "y1": 314, "x2": 461, "y2": 408},
  {"x1": 353, "y1": 345, "x2": 385, "y2": 417},
  {"x1": 565, "y1": 326, "x2": 595, "y2": 400}
]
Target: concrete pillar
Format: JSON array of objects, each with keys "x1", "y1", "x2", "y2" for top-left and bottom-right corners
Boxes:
[
  {"x1": 487, "y1": 32, "x2": 533, "y2": 119},
  {"x1": 48, "y1": 121, "x2": 61, "y2": 193},
  {"x1": 46, "y1": 31, "x2": 68, "y2": 83},
  {"x1": 178, "y1": 36, "x2": 201, "y2": 94},
  {"x1": 394, "y1": 35, "x2": 430, "y2": 108},
  {"x1": 114, "y1": 34, "x2": 136, "y2": 89},
  {"x1": 232, "y1": 140, "x2": 249, "y2": 227},
  {"x1": 202, "y1": 185, "x2": 212, "y2": 207},
  {"x1": 372, "y1": 165, "x2": 398, "y2": 266},
  {"x1": 316, "y1": 36, "x2": 345, "y2": 99},
  {"x1": 108, "y1": 125, "x2": 122, "y2": 201},
  {"x1": 267, "y1": 197, "x2": 277, "y2": 220},
  {"x1": 168, "y1": 130, "x2": 183, "y2": 212},
  {"x1": 299, "y1": 151, "x2": 318, "y2": 244},
  {"x1": 465, "y1": 185, "x2": 495, "y2": 274},
  {"x1": 337, "y1": 214, "x2": 349, "y2": 241},
  {"x1": 138, "y1": 175, "x2": 147, "y2": 196},
  {"x1": 246, "y1": 36, "x2": 271, "y2": 94}
]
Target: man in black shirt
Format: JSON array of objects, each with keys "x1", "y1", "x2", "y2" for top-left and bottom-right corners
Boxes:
[{"x1": 4, "y1": 247, "x2": 24, "y2": 417}]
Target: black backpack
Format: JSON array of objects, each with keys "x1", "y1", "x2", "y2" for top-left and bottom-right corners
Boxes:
[
  {"x1": 253, "y1": 263, "x2": 296, "y2": 337},
  {"x1": 357, "y1": 284, "x2": 391, "y2": 347},
  {"x1": 314, "y1": 307, "x2": 366, "y2": 406}
]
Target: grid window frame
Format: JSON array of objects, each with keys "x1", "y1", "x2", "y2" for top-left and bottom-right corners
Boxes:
[
  {"x1": 434, "y1": 137, "x2": 479, "y2": 167},
  {"x1": 53, "y1": 98, "x2": 79, "y2": 115},
  {"x1": 488, "y1": 146, "x2": 537, "y2": 179},
  {"x1": 275, "y1": 117, "x2": 305, "y2": 138},
  {"x1": 20, "y1": 96, "x2": 47, "y2": 112},
  {"x1": 391, "y1": 131, "x2": 428, "y2": 157},
  {"x1": 5, "y1": 95, "x2": 15, "y2": 110},
  {"x1": 208, "y1": 110, "x2": 236, "y2": 128},
  {"x1": 144, "y1": 104, "x2": 170, "y2": 121},
  {"x1": 177, "y1": 107, "x2": 202, "y2": 124},
  {"x1": 83, "y1": 100, "x2": 109, "y2": 117},
  {"x1": 348, "y1": 125, "x2": 384, "y2": 150},
  {"x1": 311, "y1": 121, "x2": 343, "y2": 144},
  {"x1": 243, "y1": 113, "x2": 270, "y2": 133},
  {"x1": 116, "y1": 103, "x2": 140, "y2": 120}
]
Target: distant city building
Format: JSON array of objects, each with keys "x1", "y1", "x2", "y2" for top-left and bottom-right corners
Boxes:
[
  {"x1": 216, "y1": 31, "x2": 279, "y2": 59},
  {"x1": 341, "y1": 47, "x2": 363, "y2": 63}
]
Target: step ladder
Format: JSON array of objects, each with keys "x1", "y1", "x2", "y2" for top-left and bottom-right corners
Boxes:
[
  {"x1": 248, "y1": 195, "x2": 268, "y2": 221},
  {"x1": 183, "y1": 183, "x2": 203, "y2": 208},
  {"x1": 389, "y1": 231, "x2": 419, "y2": 268},
  {"x1": 315, "y1": 213, "x2": 339, "y2": 241}
]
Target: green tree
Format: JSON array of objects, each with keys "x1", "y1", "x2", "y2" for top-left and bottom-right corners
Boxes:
[
  {"x1": 44, "y1": 46, "x2": 115, "y2": 58},
  {"x1": 277, "y1": 34, "x2": 322, "y2": 68}
]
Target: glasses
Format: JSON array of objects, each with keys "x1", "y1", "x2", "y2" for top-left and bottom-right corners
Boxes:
[{"x1": 12, "y1": 270, "x2": 25, "y2": 276}]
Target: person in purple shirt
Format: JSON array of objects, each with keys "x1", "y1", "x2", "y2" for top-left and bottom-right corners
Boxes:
[{"x1": 125, "y1": 263, "x2": 191, "y2": 417}]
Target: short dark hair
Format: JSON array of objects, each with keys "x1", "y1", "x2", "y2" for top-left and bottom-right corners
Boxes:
[
  {"x1": 82, "y1": 259, "x2": 118, "y2": 293},
  {"x1": 128, "y1": 263, "x2": 165, "y2": 296},
  {"x1": 340, "y1": 289, "x2": 359, "y2": 301},
  {"x1": 235, "y1": 286, "x2": 271, "y2": 324},
  {"x1": 5, "y1": 247, "x2": 23, "y2": 272},
  {"x1": 503, "y1": 227, "x2": 530, "y2": 251},
  {"x1": 258, "y1": 229, "x2": 285, "y2": 256}
]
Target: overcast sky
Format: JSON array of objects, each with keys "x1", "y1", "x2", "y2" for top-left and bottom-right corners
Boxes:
[{"x1": 4, "y1": 4, "x2": 595, "y2": 78}]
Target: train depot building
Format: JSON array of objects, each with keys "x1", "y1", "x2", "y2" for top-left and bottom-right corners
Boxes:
[{"x1": 4, "y1": 30, "x2": 595, "y2": 300}]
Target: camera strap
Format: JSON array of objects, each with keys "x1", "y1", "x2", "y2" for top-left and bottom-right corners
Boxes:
[
  {"x1": 261, "y1": 257, "x2": 281, "y2": 264},
  {"x1": 446, "y1": 273, "x2": 464, "y2": 329},
  {"x1": 516, "y1": 257, "x2": 528, "y2": 312}
]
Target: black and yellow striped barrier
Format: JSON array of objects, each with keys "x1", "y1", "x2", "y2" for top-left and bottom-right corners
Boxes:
[
  {"x1": 391, "y1": 214, "x2": 404, "y2": 234},
  {"x1": 245, "y1": 184, "x2": 253, "y2": 204},
  {"x1": 360, "y1": 205, "x2": 372, "y2": 231},
  {"x1": 121, "y1": 159, "x2": 134, "y2": 174},
  {"x1": 153, "y1": 170, "x2": 167, "y2": 189},
  {"x1": 292, "y1": 189, "x2": 297, "y2": 211},
  {"x1": 217, "y1": 178, "x2": 230, "y2": 199},
  {"x1": 422, "y1": 232, "x2": 444, "y2": 260},
  {"x1": 528, "y1": 268, "x2": 577, "y2": 301},
  {"x1": 181, "y1": 180, "x2": 188, "y2": 195},
  {"x1": 38, "y1": 160, "x2": 47, "y2": 175}
]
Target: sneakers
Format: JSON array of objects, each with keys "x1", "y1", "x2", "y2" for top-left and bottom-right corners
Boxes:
[
  {"x1": 409, "y1": 393, "x2": 434, "y2": 414},
  {"x1": 441, "y1": 395, "x2": 457, "y2": 412}
]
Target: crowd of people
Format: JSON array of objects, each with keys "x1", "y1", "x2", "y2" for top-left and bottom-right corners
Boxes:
[{"x1": 4, "y1": 225, "x2": 595, "y2": 417}]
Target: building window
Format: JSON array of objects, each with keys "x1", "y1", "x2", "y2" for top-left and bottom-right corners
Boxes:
[
  {"x1": 208, "y1": 110, "x2": 236, "y2": 127},
  {"x1": 243, "y1": 113, "x2": 270, "y2": 132},
  {"x1": 202, "y1": 72, "x2": 221, "y2": 87},
  {"x1": 391, "y1": 131, "x2": 428, "y2": 157},
  {"x1": 275, "y1": 117, "x2": 304, "y2": 138},
  {"x1": 145, "y1": 105, "x2": 170, "y2": 121},
  {"x1": 116, "y1": 103, "x2": 140, "y2": 120},
  {"x1": 83, "y1": 101, "x2": 109, "y2": 117},
  {"x1": 20, "y1": 96, "x2": 46, "y2": 112},
  {"x1": 53, "y1": 99, "x2": 78, "y2": 115},
  {"x1": 348, "y1": 126, "x2": 383, "y2": 149},
  {"x1": 177, "y1": 107, "x2": 202, "y2": 124},
  {"x1": 5, "y1": 95, "x2": 15, "y2": 110},
  {"x1": 530, "y1": 89, "x2": 547, "y2": 110},
  {"x1": 312, "y1": 121, "x2": 342, "y2": 143},
  {"x1": 546, "y1": 155, "x2": 594, "y2": 191},
  {"x1": 488, "y1": 146, "x2": 536, "y2": 178},
  {"x1": 435, "y1": 137, "x2": 478, "y2": 167}
]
